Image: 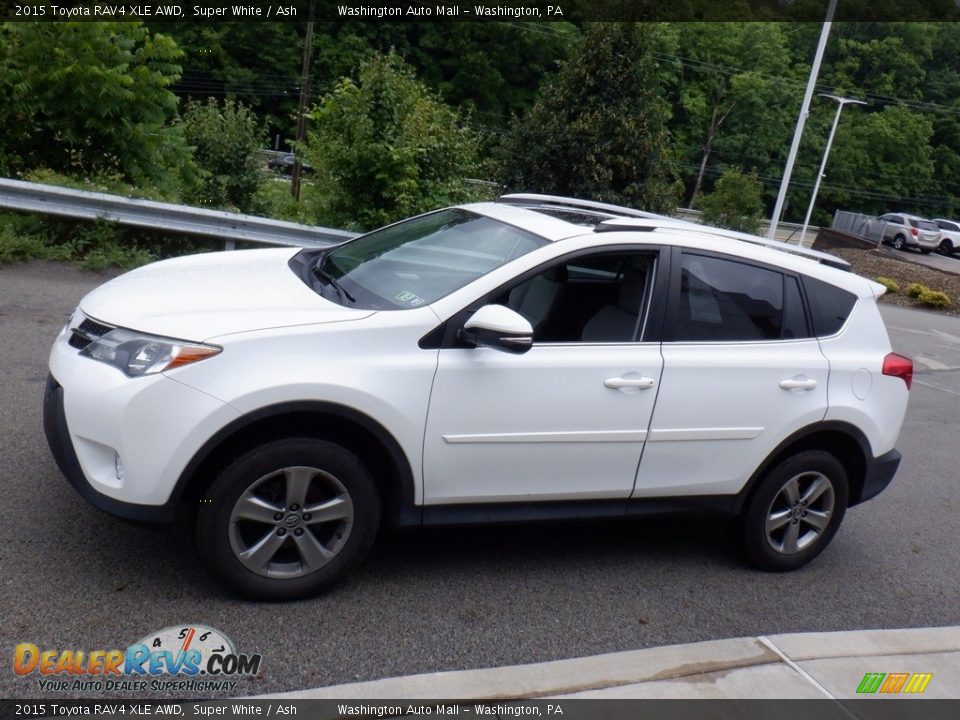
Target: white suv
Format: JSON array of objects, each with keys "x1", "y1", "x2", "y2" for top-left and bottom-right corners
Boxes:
[{"x1": 45, "y1": 195, "x2": 912, "y2": 600}]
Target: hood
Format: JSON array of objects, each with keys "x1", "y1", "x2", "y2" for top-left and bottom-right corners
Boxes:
[{"x1": 80, "y1": 248, "x2": 374, "y2": 341}]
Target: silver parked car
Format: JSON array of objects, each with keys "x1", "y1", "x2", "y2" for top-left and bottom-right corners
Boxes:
[
  {"x1": 932, "y1": 218, "x2": 960, "y2": 256},
  {"x1": 878, "y1": 213, "x2": 940, "y2": 254}
]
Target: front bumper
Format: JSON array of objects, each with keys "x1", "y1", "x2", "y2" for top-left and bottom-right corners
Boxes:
[
  {"x1": 44, "y1": 375, "x2": 174, "y2": 522},
  {"x1": 851, "y1": 448, "x2": 901, "y2": 506}
]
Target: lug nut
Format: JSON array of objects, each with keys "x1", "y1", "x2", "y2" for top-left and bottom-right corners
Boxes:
[
  {"x1": 303, "y1": 513, "x2": 312, "y2": 521},
  {"x1": 274, "y1": 513, "x2": 283, "y2": 521},
  {"x1": 294, "y1": 528, "x2": 303, "y2": 536},
  {"x1": 277, "y1": 528, "x2": 286, "y2": 536},
  {"x1": 290, "y1": 503, "x2": 299, "y2": 511}
]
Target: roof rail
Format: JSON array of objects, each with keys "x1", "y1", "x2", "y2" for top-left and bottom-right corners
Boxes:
[
  {"x1": 595, "y1": 217, "x2": 851, "y2": 271},
  {"x1": 497, "y1": 193, "x2": 670, "y2": 220}
]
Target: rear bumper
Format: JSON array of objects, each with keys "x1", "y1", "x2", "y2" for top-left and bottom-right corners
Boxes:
[
  {"x1": 852, "y1": 448, "x2": 901, "y2": 506},
  {"x1": 44, "y1": 375, "x2": 176, "y2": 523}
]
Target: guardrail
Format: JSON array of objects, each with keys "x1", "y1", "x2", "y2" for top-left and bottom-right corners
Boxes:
[
  {"x1": 832, "y1": 210, "x2": 885, "y2": 245},
  {"x1": 0, "y1": 178, "x2": 358, "y2": 250}
]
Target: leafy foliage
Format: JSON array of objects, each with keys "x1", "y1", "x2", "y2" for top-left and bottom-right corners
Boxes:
[
  {"x1": 874, "y1": 276, "x2": 900, "y2": 293},
  {"x1": 0, "y1": 22, "x2": 192, "y2": 191},
  {"x1": 303, "y1": 53, "x2": 483, "y2": 230},
  {"x1": 918, "y1": 289, "x2": 951, "y2": 307},
  {"x1": 497, "y1": 23, "x2": 679, "y2": 214},
  {"x1": 180, "y1": 98, "x2": 265, "y2": 212},
  {"x1": 696, "y1": 169, "x2": 765, "y2": 233},
  {"x1": 906, "y1": 283, "x2": 929, "y2": 298}
]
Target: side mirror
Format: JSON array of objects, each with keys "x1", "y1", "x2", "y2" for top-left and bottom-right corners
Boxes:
[{"x1": 460, "y1": 305, "x2": 533, "y2": 354}]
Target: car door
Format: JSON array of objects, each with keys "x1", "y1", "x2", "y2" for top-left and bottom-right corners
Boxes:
[
  {"x1": 634, "y1": 249, "x2": 829, "y2": 498},
  {"x1": 422, "y1": 249, "x2": 667, "y2": 505}
]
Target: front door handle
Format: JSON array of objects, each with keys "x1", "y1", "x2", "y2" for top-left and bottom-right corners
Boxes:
[
  {"x1": 604, "y1": 376, "x2": 655, "y2": 390},
  {"x1": 779, "y1": 377, "x2": 818, "y2": 391}
]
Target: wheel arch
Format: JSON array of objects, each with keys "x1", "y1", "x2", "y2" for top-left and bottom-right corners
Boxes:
[
  {"x1": 734, "y1": 421, "x2": 871, "y2": 514},
  {"x1": 172, "y1": 401, "x2": 420, "y2": 528}
]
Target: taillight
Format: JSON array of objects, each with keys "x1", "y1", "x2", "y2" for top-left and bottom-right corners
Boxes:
[
  {"x1": 883, "y1": 352, "x2": 913, "y2": 390},
  {"x1": 910, "y1": 227, "x2": 919, "y2": 236}
]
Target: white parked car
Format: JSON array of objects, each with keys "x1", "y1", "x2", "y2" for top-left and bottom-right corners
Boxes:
[
  {"x1": 932, "y1": 218, "x2": 960, "y2": 256},
  {"x1": 878, "y1": 213, "x2": 940, "y2": 254},
  {"x1": 45, "y1": 195, "x2": 912, "y2": 600}
]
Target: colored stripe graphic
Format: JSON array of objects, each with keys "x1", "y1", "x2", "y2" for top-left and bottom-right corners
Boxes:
[
  {"x1": 857, "y1": 672, "x2": 933, "y2": 694},
  {"x1": 857, "y1": 673, "x2": 885, "y2": 694},
  {"x1": 903, "y1": 673, "x2": 933, "y2": 694}
]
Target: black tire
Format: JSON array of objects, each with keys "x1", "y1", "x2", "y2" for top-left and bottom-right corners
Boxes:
[
  {"x1": 892, "y1": 235, "x2": 906, "y2": 251},
  {"x1": 742, "y1": 450, "x2": 848, "y2": 572},
  {"x1": 196, "y1": 438, "x2": 380, "y2": 601},
  {"x1": 939, "y1": 240, "x2": 954, "y2": 256}
]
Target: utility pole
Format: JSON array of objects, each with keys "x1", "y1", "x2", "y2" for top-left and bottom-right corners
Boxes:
[
  {"x1": 767, "y1": 0, "x2": 837, "y2": 241},
  {"x1": 798, "y1": 95, "x2": 867, "y2": 247},
  {"x1": 291, "y1": 0, "x2": 316, "y2": 201}
]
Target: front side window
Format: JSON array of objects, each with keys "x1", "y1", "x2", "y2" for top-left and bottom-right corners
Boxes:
[
  {"x1": 936, "y1": 220, "x2": 958, "y2": 232},
  {"x1": 313, "y1": 210, "x2": 547, "y2": 309},
  {"x1": 673, "y1": 253, "x2": 807, "y2": 342}
]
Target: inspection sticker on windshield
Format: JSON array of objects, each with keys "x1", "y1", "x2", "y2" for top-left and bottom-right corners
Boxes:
[{"x1": 395, "y1": 290, "x2": 425, "y2": 306}]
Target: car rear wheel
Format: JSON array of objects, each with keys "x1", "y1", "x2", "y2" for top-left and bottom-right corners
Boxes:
[
  {"x1": 892, "y1": 235, "x2": 906, "y2": 251},
  {"x1": 742, "y1": 450, "x2": 848, "y2": 571},
  {"x1": 196, "y1": 438, "x2": 380, "y2": 600}
]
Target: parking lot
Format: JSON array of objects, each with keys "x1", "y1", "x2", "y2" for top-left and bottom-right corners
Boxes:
[{"x1": 1, "y1": 260, "x2": 958, "y2": 699}]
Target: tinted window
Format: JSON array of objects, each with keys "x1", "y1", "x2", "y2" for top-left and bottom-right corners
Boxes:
[
  {"x1": 674, "y1": 254, "x2": 789, "y2": 342},
  {"x1": 782, "y1": 276, "x2": 810, "y2": 339},
  {"x1": 936, "y1": 220, "x2": 958, "y2": 231},
  {"x1": 802, "y1": 276, "x2": 857, "y2": 337},
  {"x1": 909, "y1": 218, "x2": 938, "y2": 231}
]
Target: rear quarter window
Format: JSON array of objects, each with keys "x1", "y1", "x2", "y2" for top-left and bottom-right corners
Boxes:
[{"x1": 802, "y1": 276, "x2": 857, "y2": 337}]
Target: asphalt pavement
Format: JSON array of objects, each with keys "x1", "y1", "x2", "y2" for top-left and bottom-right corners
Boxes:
[{"x1": 1, "y1": 260, "x2": 958, "y2": 701}]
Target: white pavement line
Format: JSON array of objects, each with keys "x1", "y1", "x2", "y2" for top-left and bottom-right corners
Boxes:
[
  {"x1": 914, "y1": 379, "x2": 960, "y2": 397},
  {"x1": 914, "y1": 356, "x2": 954, "y2": 371},
  {"x1": 757, "y1": 636, "x2": 835, "y2": 700}
]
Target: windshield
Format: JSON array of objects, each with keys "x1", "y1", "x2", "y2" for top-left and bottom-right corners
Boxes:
[{"x1": 317, "y1": 209, "x2": 547, "y2": 309}]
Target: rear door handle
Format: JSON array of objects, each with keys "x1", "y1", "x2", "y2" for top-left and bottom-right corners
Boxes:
[
  {"x1": 779, "y1": 377, "x2": 818, "y2": 391},
  {"x1": 604, "y1": 376, "x2": 655, "y2": 390}
]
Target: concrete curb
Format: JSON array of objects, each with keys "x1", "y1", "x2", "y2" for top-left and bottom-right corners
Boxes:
[{"x1": 258, "y1": 626, "x2": 960, "y2": 700}]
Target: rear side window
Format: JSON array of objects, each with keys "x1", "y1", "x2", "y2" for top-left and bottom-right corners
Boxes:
[
  {"x1": 802, "y1": 276, "x2": 857, "y2": 337},
  {"x1": 909, "y1": 219, "x2": 938, "y2": 231},
  {"x1": 673, "y1": 253, "x2": 808, "y2": 342}
]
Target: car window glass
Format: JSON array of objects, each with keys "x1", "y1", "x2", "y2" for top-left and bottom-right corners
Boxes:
[
  {"x1": 674, "y1": 254, "x2": 789, "y2": 342},
  {"x1": 323, "y1": 209, "x2": 547, "y2": 309},
  {"x1": 491, "y1": 251, "x2": 656, "y2": 343},
  {"x1": 909, "y1": 219, "x2": 938, "y2": 231},
  {"x1": 782, "y1": 276, "x2": 810, "y2": 339},
  {"x1": 802, "y1": 276, "x2": 857, "y2": 337}
]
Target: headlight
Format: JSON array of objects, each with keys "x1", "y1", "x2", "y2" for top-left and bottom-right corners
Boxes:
[{"x1": 81, "y1": 328, "x2": 221, "y2": 377}]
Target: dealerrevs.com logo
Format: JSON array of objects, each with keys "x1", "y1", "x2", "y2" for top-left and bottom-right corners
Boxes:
[{"x1": 13, "y1": 625, "x2": 262, "y2": 693}]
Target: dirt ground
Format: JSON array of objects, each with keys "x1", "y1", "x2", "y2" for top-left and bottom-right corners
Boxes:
[{"x1": 825, "y1": 246, "x2": 960, "y2": 317}]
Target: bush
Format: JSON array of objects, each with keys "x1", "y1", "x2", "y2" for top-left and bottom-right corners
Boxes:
[
  {"x1": 305, "y1": 52, "x2": 484, "y2": 230},
  {"x1": 874, "y1": 276, "x2": 900, "y2": 293},
  {"x1": 906, "y1": 282, "x2": 929, "y2": 298},
  {"x1": 918, "y1": 289, "x2": 951, "y2": 308},
  {"x1": 697, "y1": 169, "x2": 765, "y2": 234},
  {"x1": 180, "y1": 98, "x2": 265, "y2": 212}
]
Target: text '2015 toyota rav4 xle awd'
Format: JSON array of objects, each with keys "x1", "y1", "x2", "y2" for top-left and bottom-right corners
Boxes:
[{"x1": 45, "y1": 195, "x2": 912, "y2": 600}]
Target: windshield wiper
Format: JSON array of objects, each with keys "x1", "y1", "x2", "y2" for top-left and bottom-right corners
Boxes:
[{"x1": 311, "y1": 255, "x2": 356, "y2": 304}]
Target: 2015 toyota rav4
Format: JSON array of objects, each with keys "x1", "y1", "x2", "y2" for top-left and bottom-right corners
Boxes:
[{"x1": 45, "y1": 195, "x2": 912, "y2": 600}]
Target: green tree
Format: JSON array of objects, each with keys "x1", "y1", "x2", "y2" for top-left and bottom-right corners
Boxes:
[
  {"x1": 497, "y1": 23, "x2": 679, "y2": 213},
  {"x1": 697, "y1": 169, "x2": 764, "y2": 233},
  {"x1": 180, "y1": 98, "x2": 264, "y2": 212},
  {"x1": 304, "y1": 52, "x2": 482, "y2": 230},
  {"x1": 1, "y1": 22, "x2": 191, "y2": 190},
  {"x1": 667, "y1": 22, "x2": 795, "y2": 207}
]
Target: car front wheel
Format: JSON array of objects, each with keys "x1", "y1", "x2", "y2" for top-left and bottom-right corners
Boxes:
[
  {"x1": 742, "y1": 450, "x2": 848, "y2": 571},
  {"x1": 196, "y1": 438, "x2": 380, "y2": 600},
  {"x1": 939, "y1": 239, "x2": 954, "y2": 255},
  {"x1": 892, "y1": 235, "x2": 906, "y2": 250}
]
